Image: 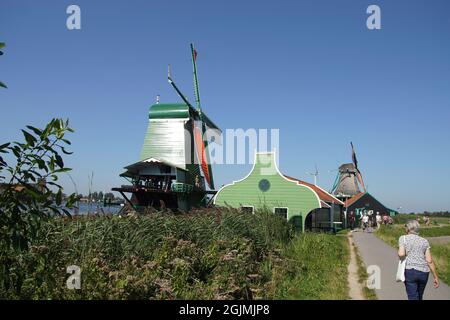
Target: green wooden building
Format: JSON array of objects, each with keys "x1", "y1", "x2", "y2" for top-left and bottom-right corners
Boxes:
[{"x1": 214, "y1": 152, "x2": 325, "y2": 231}]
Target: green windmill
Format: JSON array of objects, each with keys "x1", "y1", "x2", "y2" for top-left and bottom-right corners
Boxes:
[{"x1": 113, "y1": 44, "x2": 221, "y2": 211}]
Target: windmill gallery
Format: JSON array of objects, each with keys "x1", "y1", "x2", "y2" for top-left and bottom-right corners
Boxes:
[{"x1": 112, "y1": 44, "x2": 397, "y2": 232}]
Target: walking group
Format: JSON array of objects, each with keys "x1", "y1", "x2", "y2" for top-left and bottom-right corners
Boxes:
[{"x1": 348, "y1": 210, "x2": 393, "y2": 232}]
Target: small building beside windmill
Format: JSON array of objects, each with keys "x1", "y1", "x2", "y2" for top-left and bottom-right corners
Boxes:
[
  {"x1": 213, "y1": 152, "x2": 344, "y2": 232},
  {"x1": 344, "y1": 192, "x2": 398, "y2": 218}
]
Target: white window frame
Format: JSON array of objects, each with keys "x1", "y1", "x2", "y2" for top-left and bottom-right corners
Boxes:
[
  {"x1": 241, "y1": 205, "x2": 255, "y2": 214},
  {"x1": 273, "y1": 207, "x2": 289, "y2": 220}
]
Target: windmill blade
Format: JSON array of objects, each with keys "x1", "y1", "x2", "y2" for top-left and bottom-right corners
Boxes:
[
  {"x1": 193, "y1": 121, "x2": 213, "y2": 189},
  {"x1": 351, "y1": 141, "x2": 358, "y2": 170},
  {"x1": 356, "y1": 169, "x2": 366, "y2": 192},
  {"x1": 167, "y1": 64, "x2": 194, "y2": 108},
  {"x1": 190, "y1": 43, "x2": 215, "y2": 189},
  {"x1": 330, "y1": 171, "x2": 341, "y2": 193},
  {"x1": 191, "y1": 43, "x2": 201, "y2": 112}
]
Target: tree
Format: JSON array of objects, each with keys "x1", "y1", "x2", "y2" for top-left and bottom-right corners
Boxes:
[
  {"x1": 0, "y1": 42, "x2": 6, "y2": 89},
  {"x1": 104, "y1": 192, "x2": 115, "y2": 200},
  {"x1": 0, "y1": 118, "x2": 77, "y2": 251}
]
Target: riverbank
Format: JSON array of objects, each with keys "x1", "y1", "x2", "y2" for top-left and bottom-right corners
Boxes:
[{"x1": 0, "y1": 209, "x2": 350, "y2": 300}]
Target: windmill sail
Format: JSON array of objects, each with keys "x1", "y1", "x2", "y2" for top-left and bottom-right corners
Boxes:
[
  {"x1": 351, "y1": 142, "x2": 358, "y2": 169},
  {"x1": 190, "y1": 43, "x2": 215, "y2": 189},
  {"x1": 350, "y1": 142, "x2": 366, "y2": 192},
  {"x1": 193, "y1": 121, "x2": 212, "y2": 188}
]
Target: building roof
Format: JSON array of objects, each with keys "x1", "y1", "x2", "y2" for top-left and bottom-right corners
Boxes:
[
  {"x1": 344, "y1": 192, "x2": 399, "y2": 214},
  {"x1": 120, "y1": 157, "x2": 188, "y2": 178},
  {"x1": 344, "y1": 192, "x2": 365, "y2": 207},
  {"x1": 284, "y1": 175, "x2": 344, "y2": 206},
  {"x1": 339, "y1": 163, "x2": 358, "y2": 173},
  {"x1": 149, "y1": 103, "x2": 221, "y2": 132}
]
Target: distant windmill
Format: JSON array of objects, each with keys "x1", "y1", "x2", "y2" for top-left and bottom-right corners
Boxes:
[
  {"x1": 307, "y1": 164, "x2": 319, "y2": 186},
  {"x1": 330, "y1": 142, "x2": 366, "y2": 200}
]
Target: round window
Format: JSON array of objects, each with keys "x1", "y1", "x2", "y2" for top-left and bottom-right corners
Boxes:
[{"x1": 258, "y1": 179, "x2": 271, "y2": 192}]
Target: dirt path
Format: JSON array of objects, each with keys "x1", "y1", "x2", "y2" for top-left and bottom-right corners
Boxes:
[
  {"x1": 353, "y1": 230, "x2": 450, "y2": 300},
  {"x1": 347, "y1": 234, "x2": 365, "y2": 300}
]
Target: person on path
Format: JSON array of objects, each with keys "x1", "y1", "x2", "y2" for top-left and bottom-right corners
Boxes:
[
  {"x1": 376, "y1": 212, "x2": 382, "y2": 230},
  {"x1": 424, "y1": 216, "x2": 430, "y2": 226},
  {"x1": 349, "y1": 211, "x2": 355, "y2": 231},
  {"x1": 398, "y1": 220, "x2": 439, "y2": 300},
  {"x1": 362, "y1": 214, "x2": 369, "y2": 232}
]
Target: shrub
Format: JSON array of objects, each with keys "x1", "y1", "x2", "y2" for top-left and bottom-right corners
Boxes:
[{"x1": 0, "y1": 209, "x2": 294, "y2": 299}]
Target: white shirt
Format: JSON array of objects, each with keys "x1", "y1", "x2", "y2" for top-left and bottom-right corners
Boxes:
[{"x1": 399, "y1": 234, "x2": 430, "y2": 272}]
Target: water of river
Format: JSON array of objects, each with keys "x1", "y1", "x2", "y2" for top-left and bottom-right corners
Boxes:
[{"x1": 69, "y1": 202, "x2": 123, "y2": 215}]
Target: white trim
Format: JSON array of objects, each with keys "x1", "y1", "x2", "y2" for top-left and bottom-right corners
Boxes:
[
  {"x1": 125, "y1": 157, "x2": 188, "y2": 172},
  {"x1": 213, "y1": 150, "x2": 322, "y2": 210},
  {"x1": 313, "y1": 184, "x2": 344, "y2": 205},
  {"x1": 320, "y1": 200, "x2": 331, "y2": 208},
  {"x1": 273, "y1": 207, "x2": 289, "y2": 220},
  {"x1": 149, "y1": 118, "x2": 190, "y2": 122},
  {"x1": 213, "y1": 150, "x2": 260, "y2": 204},
  {"x1": 241, "y1": 205, "x2": 255, "y2": 214},
  {"x1": 283, "y1": 175, "x2": 341, "y2": 206}
]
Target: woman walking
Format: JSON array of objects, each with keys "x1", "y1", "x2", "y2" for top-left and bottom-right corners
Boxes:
[{"x1": 398, "y1": 220, "x2": 439, "y2": 300}]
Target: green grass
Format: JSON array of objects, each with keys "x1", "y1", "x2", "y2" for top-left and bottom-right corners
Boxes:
[
  {"x1": 267, "y1": 233, "x2": 349, "y2": 300},
  {"x1": 394, "y1": 214, "x2": 450, "y2": 226},
  {"x1": 0, "y1": 209, "x2": 350, "y2": 300},
  {"x1": 375, "y1": 225, "x2": 450, "y2": 285}
]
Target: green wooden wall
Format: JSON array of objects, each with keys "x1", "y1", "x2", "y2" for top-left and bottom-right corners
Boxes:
[{"x1": 214, "y1": 152, "x2": 321, "y2": 231}]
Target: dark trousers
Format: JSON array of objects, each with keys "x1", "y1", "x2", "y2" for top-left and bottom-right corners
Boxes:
[{"x1": 404, "y1": 268, "x2": 429, "y2": 300}]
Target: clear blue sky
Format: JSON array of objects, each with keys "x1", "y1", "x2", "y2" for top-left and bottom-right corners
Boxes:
[{"x1": 1, "y1": 0, "x2": 449, "y2": 212}]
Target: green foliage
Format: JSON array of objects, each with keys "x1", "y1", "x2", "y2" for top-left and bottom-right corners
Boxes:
[
  {"x1": 0, "y1": 119, "x2": 77, "y2": 252},
  {"x1": 0, "y1": 210, "x2": 293, "y2": 299},
  {"x1": 0, "y1": 208, "x2": 349, "y2": 300},
  {"x1": 265, "y1": 233, "x2": 349, "y2": 300},
  {"x1": 421, "y1": 226, "x2": 450, "y2": 238},
  {"x1": 393, "y1": 214, "x2": 417, "y2": 225}
]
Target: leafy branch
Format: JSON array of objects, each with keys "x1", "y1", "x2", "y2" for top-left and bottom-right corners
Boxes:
[{"x1": 0, "y1": 119, "x2": 77, "y2": 251}]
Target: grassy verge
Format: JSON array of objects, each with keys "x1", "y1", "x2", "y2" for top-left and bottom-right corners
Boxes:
[
  {"x1": 0, "y1": 209, "x2": 350, "y2": 300},
  {"x1": 393, "y1": 214, "x2": 450, "y2": 226},
  {"x1": 268, "y1": 233, "x2": 349, "y2": 300},
  {"x1": 375, "y1": 225, "x2": 450, "y2": 285}
]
